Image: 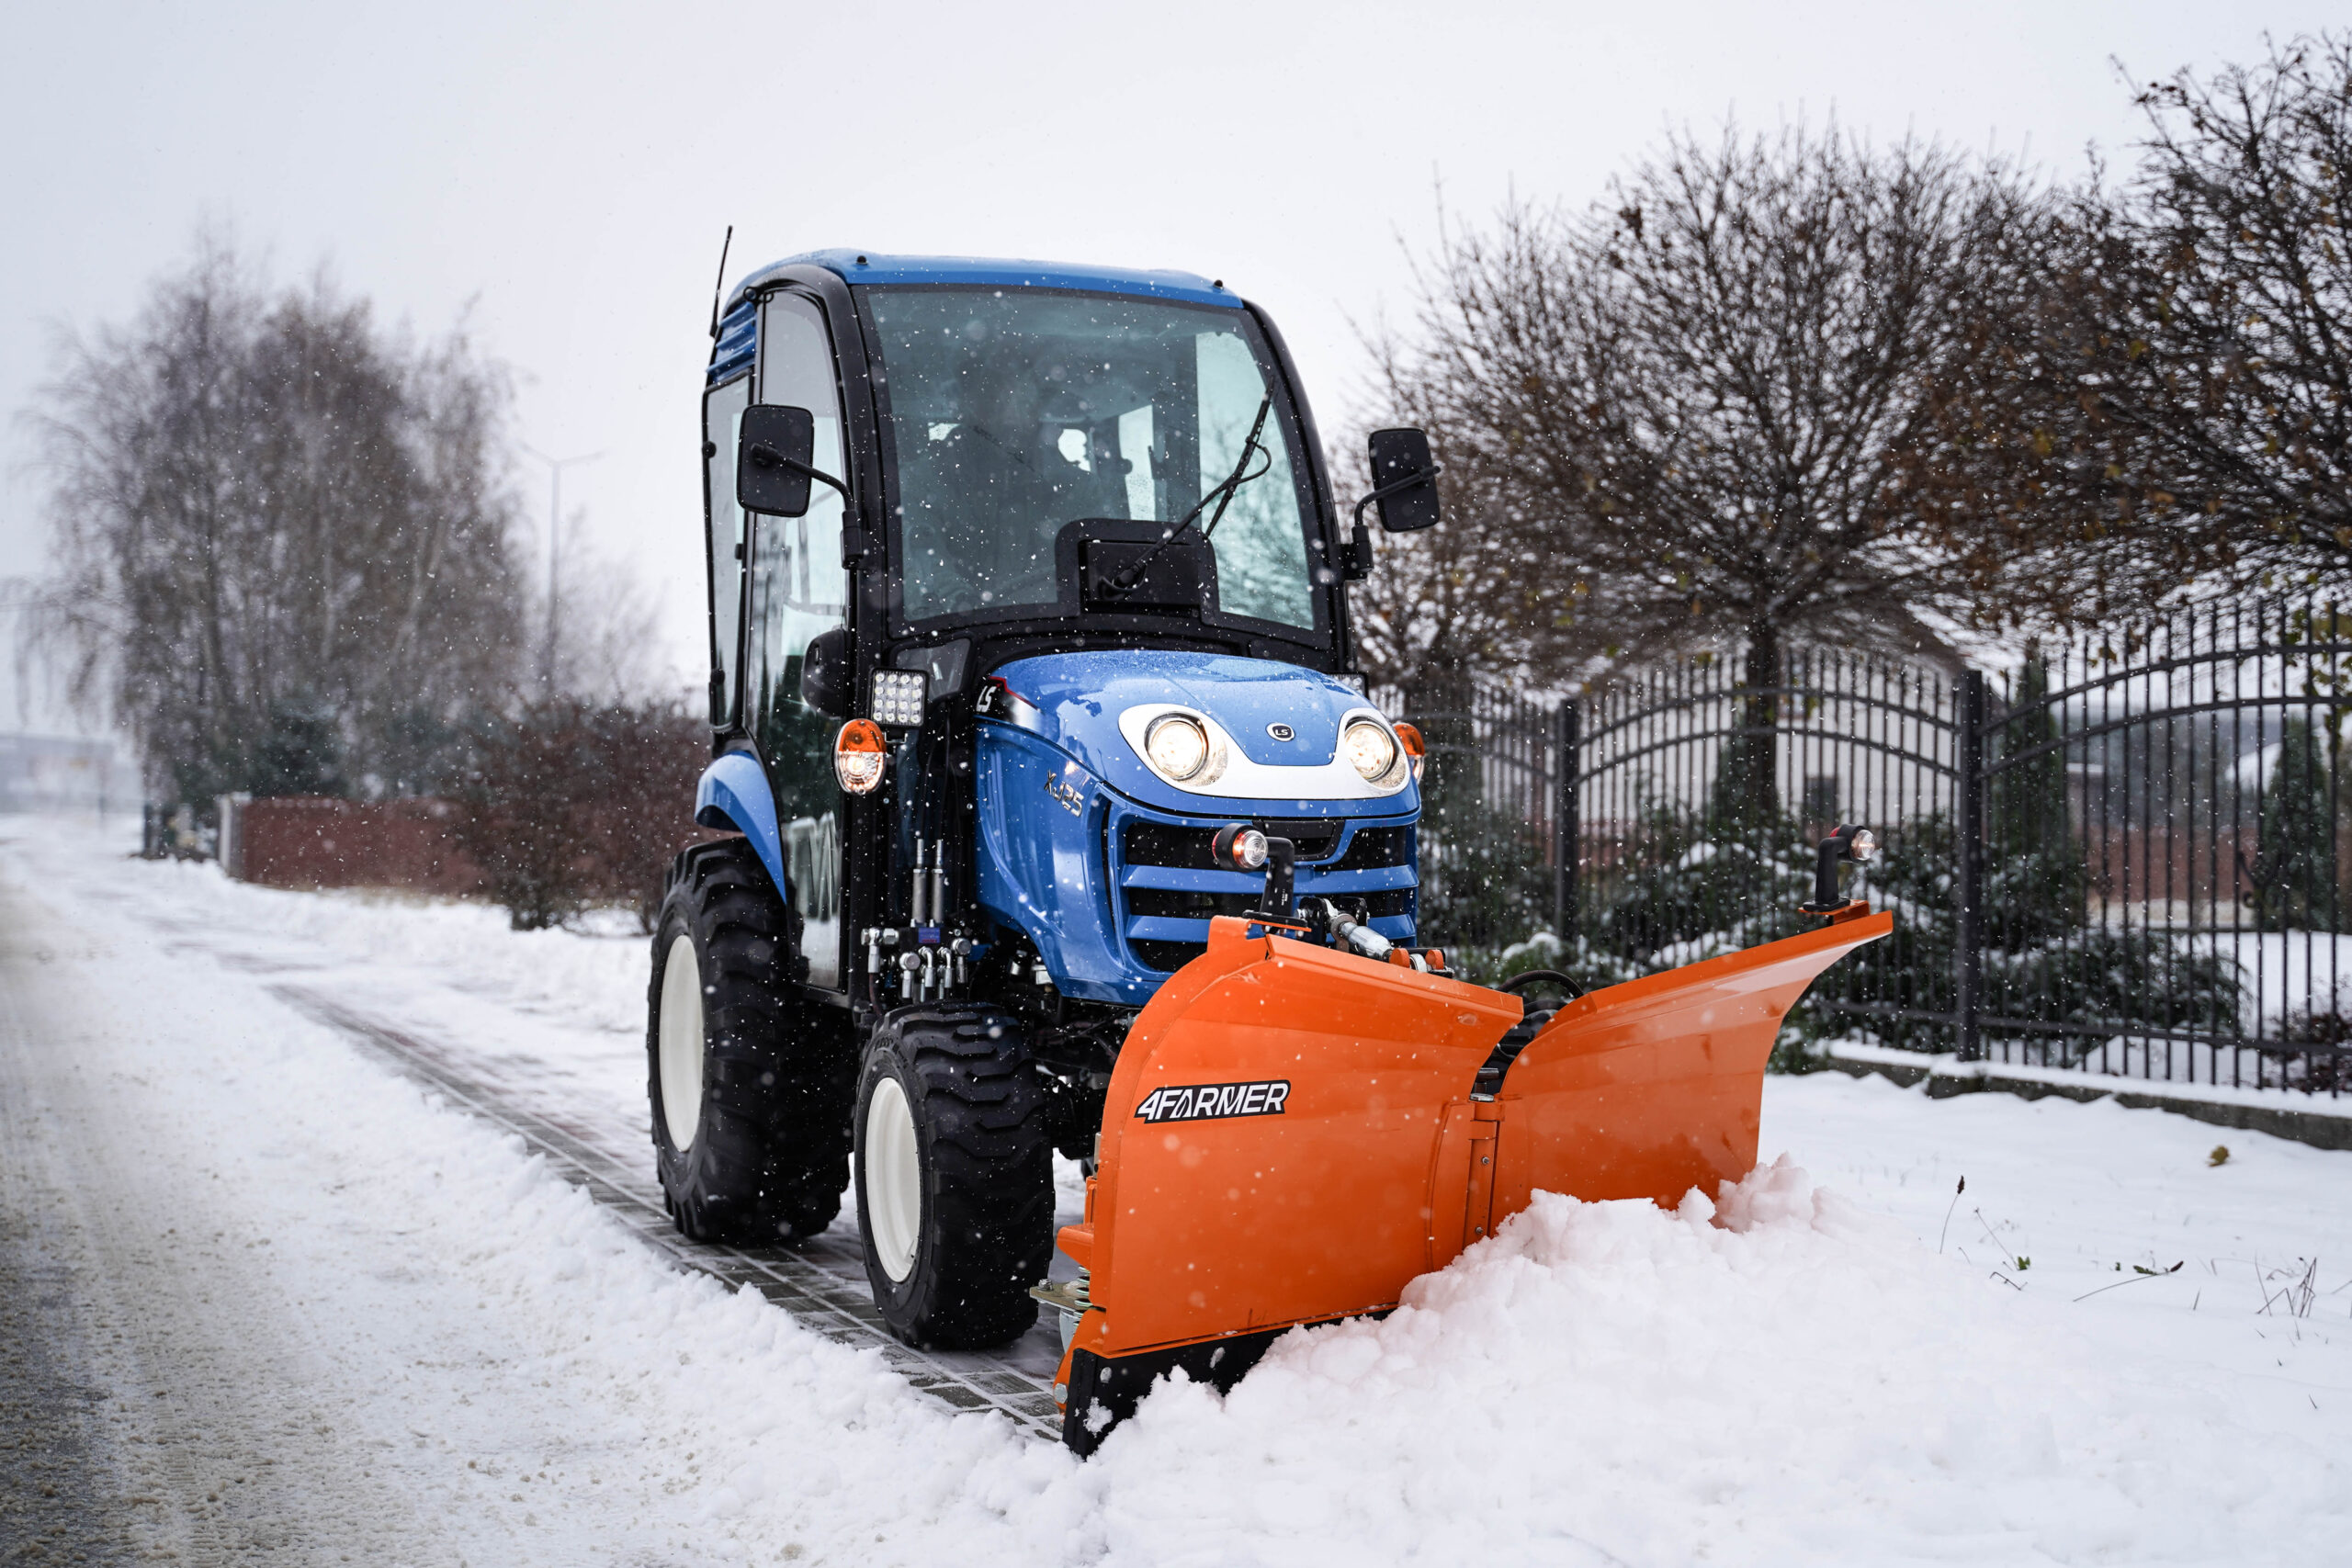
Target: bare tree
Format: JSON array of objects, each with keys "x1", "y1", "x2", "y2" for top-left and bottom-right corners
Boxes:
[
  {"x1": 1366, "y1": 127, "x2": 2052, "y2": 820},
  {"x1": 1368, "y1": 128, "x2": 2051, "y2": 685},
  {"x1": 22, "y1": 236, "x2": 528, "y2": 803},
  {"x1": 1928, "y1": 33, "x2": 2352, "y2": 611},
  {"x1": 541, "y1": 510, "x2": 672, "y2": 705}
]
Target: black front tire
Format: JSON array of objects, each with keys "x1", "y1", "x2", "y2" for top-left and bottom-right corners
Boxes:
[
  {"x1": 854, "y1": 1006, "x2": 1055, "y2": 1349},
  {"x1": 647, "y1": 838, "x2": 852, "y2": 1245}
]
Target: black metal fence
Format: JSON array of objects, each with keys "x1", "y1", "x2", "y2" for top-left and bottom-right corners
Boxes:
[{"x1": 1397, "y1": 591, "x2": 2352, "y2": 1095}]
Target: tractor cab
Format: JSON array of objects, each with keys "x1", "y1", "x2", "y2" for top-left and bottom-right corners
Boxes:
[{"x1": 695, "y1": 252, "x2": 1437, "y2": 1018}]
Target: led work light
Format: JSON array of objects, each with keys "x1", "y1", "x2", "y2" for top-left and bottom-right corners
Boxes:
[{"x1": 871, "y1": 670, "x2": 926, "y2": 728}]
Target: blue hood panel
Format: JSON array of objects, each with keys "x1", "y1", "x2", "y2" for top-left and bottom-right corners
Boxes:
[{"x1": 987, "y1": 650, "x2": 1419, "y2": 818}]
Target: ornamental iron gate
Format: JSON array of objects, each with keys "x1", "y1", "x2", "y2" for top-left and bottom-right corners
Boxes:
[{"x1": 1395, "y1": 591, "x2": 2352, "y2": 1095}]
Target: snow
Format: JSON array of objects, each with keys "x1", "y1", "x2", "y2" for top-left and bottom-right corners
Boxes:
[
  {"x1": 2193, "y1": 928, "x2": 2352, "y2": 1028},
  {"x1": 8, "y1": 814, "x2": 2352, "y2": 1562},
  {"x1": 1826, "y1": 1036, "x2": 2352, "y2": 1120}
]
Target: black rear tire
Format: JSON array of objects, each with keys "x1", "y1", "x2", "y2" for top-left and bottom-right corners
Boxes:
[
  {"x1": 854, "y1": 1006, "x2": 1054, "y2": 1349},
  {"x1": 647, "y1": 837, "x2": 852, "y2": 1245}
]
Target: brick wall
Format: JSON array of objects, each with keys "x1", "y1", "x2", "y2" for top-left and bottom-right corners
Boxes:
[{"x1": 221, "y1": 795, "x2": 485, "y2": 896}]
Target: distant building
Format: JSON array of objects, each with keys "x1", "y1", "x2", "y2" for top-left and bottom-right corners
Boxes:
[{"x1": 0, "y1": 733, "x2": 139, "y2": 814}]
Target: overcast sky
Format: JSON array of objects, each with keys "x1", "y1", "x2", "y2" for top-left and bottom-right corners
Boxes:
[{"x1": 1, "y1": 0, "x2": 2335, "y2": 734}]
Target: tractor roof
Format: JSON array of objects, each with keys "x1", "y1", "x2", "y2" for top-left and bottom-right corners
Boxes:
[{"x1": 721, "y1": 250, "x2": 1242, "y2": 317}]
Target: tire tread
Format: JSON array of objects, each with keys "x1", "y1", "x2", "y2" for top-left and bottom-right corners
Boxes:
[
  {"x1": 648, "y1": 838, "x2": 852, "y2": 1245},
  {"x1": 857, "y1": 1006, "x2": 1054, "y2": 1349}
]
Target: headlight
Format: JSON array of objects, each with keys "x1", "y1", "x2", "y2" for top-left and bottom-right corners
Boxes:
[
  {"x1": 1342, "y1": 717, "x2": 1400, "y2": 783},
  {"x1": 1144, "y1": 714, "x2": 1212, "y2": 781}
]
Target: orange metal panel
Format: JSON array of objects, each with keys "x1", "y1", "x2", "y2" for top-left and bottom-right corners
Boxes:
[
  {"x1": 1084, "y1": 917, "x2": 1521, "y2": 1357},
  {"x1": 1422, "y1": 1101, "x2": 1479, "y2": 1270},
  {"x1": 1489, "y1": 911, "x2": 1893, "y2": 1214}
]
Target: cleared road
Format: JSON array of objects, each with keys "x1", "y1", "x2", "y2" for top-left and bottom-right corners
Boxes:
[
  {"x1": 0, "y1": 826, "x2": 1069, "y2": 1565},
  {"x1": 0, "y1": 866, "x2": 482, "y2": 1562}
]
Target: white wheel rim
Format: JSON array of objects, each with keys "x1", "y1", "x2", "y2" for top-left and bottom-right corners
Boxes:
[
  {"x1": 864, "y1": 1077, "x2": 922, "y2": 1283},
  {"x1": 657, "y1": 933, "x2": 706, "y2": 1151}
]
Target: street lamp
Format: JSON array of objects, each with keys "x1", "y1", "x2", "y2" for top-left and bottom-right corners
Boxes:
[{"x1": 520, "y1": 444, "x2": 603, "y2": 698}]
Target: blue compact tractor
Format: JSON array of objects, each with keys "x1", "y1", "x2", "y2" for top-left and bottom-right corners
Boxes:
[{"x1": 650, "y1": 250, "x2": 1445, "y2": 1355}]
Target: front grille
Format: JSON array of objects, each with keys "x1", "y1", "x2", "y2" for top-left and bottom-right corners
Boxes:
[
  {"x1": 1333, "y1": 825, "x2": 1411, "y2": 870},
  {"x1": 1125, "y1": 887, "x2": 1257, "y2": 920},
  {"x1": 1112, "y1": 811, "x2": 1416, "y2": 978},
  {"x1": 1134, "y1": 939, "x2": 1205, "y2": 973},
  {"x1": 1121, "y1": 817, "x2": 1345, "y2": 868},
  {"x1": 1128, "y1": 886, "x2": 1411, "y2": 921}
]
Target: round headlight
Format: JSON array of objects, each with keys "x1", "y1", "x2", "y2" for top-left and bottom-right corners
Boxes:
[
  {"x1": 1343, "y1": 717, "x2": 1400, "y2": 783},
  {"x1": 1145, "y1": 714, "x2": 1212, "y2": 781}
]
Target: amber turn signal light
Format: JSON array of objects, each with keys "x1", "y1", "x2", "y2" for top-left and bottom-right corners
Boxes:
[
  {"x1": 835, "y1": 718, "x2": 888, "y2": 794},
  {"x1": 1393, "y1": 721, "x2": 1426, "y2": 784}
]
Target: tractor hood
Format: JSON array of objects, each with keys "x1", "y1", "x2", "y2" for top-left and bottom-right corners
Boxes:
[{"x1": 984, "y1": 650, "x2": 1419, "y2": 818}]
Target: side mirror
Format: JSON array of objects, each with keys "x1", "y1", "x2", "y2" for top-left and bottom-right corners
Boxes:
[
  {"x1": 738, "y1": 404, "x2": 817, "y2": 517},
  {"x1": 799, "y1": 626, "x2": 853, "y2": 718},
  {"x1": 1364, "y1": 428, "x2": 1442, "y2": 534}
]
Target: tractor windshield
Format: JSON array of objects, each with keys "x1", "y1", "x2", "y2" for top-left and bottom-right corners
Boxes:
[{"x1": 862, "y1": 288, "x2": 1319, "y2": 634}]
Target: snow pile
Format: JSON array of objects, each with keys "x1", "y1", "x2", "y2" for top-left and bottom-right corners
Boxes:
[
  {"x1": 1081, "y1": 1159, "x2": 2349, "y2": 1565},
  {"x1": 132, "y1": 852, "x2": 650, "y2": 1035}
]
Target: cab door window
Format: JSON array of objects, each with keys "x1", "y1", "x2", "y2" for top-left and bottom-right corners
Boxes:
[
  {"x1": 702, "y1": 374, "x2": 752, "y2": 722},
  {"x1": 748, "y1": 292, "x2": 850, "y2": 987}
]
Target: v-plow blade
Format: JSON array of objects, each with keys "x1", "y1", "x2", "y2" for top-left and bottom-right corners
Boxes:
[{"x1": 1051, "y1": 907, "x2": 1891, "y2": 1451}]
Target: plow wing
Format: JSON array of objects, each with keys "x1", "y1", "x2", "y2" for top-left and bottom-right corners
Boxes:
[{"x1": 1054, "y1": 908, "x2": 1891, "y2": 1450}]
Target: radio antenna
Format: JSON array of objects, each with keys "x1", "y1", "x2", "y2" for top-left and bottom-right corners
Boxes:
[{"x1": 707, "y1": 224, "x2": 734, "y2": 341}]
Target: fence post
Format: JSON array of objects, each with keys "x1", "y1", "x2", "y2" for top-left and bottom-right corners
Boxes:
[
  {"x1": 1554, "y1": 702, "x2": 1579, "y2": 943},
  {"x1": 1955, "y1": 670, "x2": 1986, "y2": 1062}
]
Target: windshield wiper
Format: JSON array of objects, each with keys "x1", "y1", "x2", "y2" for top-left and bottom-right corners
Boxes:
[{"x1": 1110, "y1": 394, "x2": 1275, "y2": 594}]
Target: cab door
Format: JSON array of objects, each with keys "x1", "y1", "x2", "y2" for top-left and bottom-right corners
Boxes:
[
  {"x1": 702, "y1": 371, "x2": 752, "y2": 727},
  {"x1": 745, "y1": 291, "x2": 852, "y2": 988}
]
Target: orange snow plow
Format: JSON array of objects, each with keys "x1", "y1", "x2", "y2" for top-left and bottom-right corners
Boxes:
[{"x1": 1048, "y1": 900, "x2": 1890, "y2": 1451}]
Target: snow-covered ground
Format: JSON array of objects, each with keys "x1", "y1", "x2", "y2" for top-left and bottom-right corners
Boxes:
[{"x1": 5, "y1": 814, "x2": 2350, "y2": 1565}]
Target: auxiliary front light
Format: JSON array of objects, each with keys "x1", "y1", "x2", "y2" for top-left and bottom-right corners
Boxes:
[
  {"x1": 1342, "y1": 717, "x2": 1401, "y2": 783},
  {"x1": 834, "y1": 718, "x2": 888, "y2": 795},
  {"x1": 871, "y1": 670, "x2": 927, "y2": 728},
  {"x1": 1213, "y1": 824, "x2": 1270, "y2": 871},
  {"x1": 1144, "y1": 714, "x2": 1212, "y2": 782}
]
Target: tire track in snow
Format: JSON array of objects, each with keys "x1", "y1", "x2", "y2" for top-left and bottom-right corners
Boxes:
[{"x1": 258, "y1": 982, "x2": 1067, "y2": 1439}]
